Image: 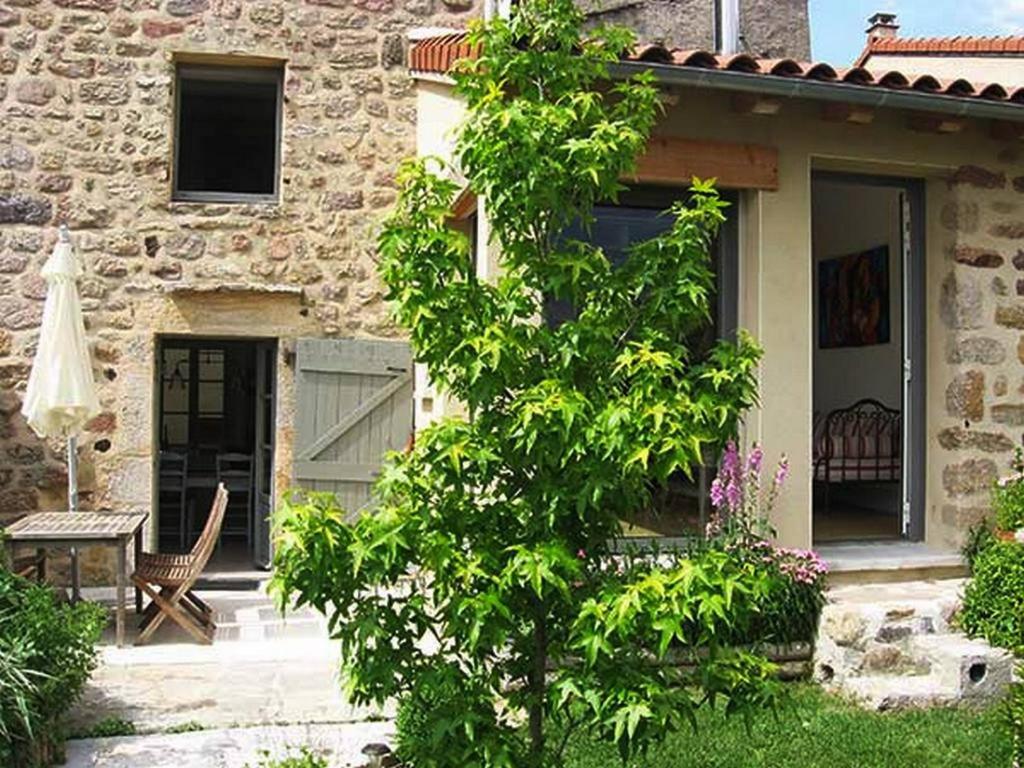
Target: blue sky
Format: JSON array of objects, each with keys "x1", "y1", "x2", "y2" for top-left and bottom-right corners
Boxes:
[{"x1": 809, "y1": 1, "x2": 1024, "y2": 64}]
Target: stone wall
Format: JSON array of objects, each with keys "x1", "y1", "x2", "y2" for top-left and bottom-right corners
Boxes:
[
  {"x1": 584, "y1": 0, "x2": 809, "y2": 59},
  {"x1": 934, "y1": 149, "x2": 1024, "y2": 546},
  {"x1": 0, "y1": 0, "x2": 478, "y2": 576}
]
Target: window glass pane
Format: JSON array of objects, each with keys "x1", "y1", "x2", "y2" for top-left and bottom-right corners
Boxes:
[
  {"x1": 176, "y1": 71, "x2": 279, "y2": 196},
  {"x1": 162, "y1": 378, "x2": 189, "y2": 412},
  {"x1": 198, "y1": 381, "x2": 223, "y2": 414},
  {"x1": 162, "y1": 414, "x2": 188, "y2": 447},
  {"x1": 198, "y1": 348, "x2": 224, "y2": 380},
  {"x1": 555, "y1": 187, "x2": 738, "y2": 540}
]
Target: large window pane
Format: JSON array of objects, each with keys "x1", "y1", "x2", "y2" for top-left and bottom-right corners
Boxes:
[{"x1": 560, "y1": 186, "x2": 740, "y2": 539}]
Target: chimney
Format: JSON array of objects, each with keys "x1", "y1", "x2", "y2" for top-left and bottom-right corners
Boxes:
[
  {"x1": 716, "y1": 0, "x2": 740, "y2": 55},
  {"x1": 866, "y1": 12, "x2": 899, "y2": 41}
]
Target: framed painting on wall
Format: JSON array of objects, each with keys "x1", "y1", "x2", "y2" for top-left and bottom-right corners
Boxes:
[{"x1": 818, "y1": 245, "x2": 890, "y2": 349}]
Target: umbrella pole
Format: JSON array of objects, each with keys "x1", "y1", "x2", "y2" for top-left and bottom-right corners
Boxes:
[{"x1": 67, "y1": 435, "x2": 81, "y2": 602}]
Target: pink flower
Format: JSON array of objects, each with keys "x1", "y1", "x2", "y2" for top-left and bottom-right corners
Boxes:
[
  {"x1": 710, "y1": 477, "x2": 725, "y2": 509},
  {"x1": 747, "y1": 444, "x2": 763, "y2": 474},
  {"x1": 774, "y1": 456, "x2": 789, "y2": 487},
  {"x1": 725, "y1": 477, "x2": 741, "y2": 510},
  {"x1": 576, "y1": 548, "x2": 587, "y2": 560}
]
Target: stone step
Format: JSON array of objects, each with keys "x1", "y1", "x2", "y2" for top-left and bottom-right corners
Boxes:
[
  {"x1": 911, "y1": 633, "x2": 1014, "y2": 702},
  {"x1": 841, "y1": 672, "x2": 956, "y2": 711},
  {"x1": 814, "y1": 577, "x2": 1014, "y2": 709},
  {"x1": 818, "y1": 543, "x2": 966, "y2": 586},
  {"x1": 818, "y1": 581, "x2": 964, "y2": 653}
]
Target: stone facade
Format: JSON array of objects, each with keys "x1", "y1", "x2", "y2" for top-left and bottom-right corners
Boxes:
[
  {"x1": 936, "y1": 150, "x2": 1024, "y2": 544},
  {"x1": 584, "y1": 0, "x2": 809, "y2": 59},
  {"x1": 0, "y1": 0, "x2": 480, "y2": 579}
]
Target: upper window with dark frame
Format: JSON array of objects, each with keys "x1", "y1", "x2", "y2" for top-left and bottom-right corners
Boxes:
[
  {"x1": 548, "y1": 185, "x2": 740, "y2": 345},
  {"x1": 173, "y1": 64, "x2": 283, "y2": 203}
]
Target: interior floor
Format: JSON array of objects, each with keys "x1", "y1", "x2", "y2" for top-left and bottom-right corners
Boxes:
[
  {"x1": 813, "y1": 503, "x2": 901, "y2": 543},
  {"x1": 204, "y1": 541, "x2": 267, "y2": 576}
]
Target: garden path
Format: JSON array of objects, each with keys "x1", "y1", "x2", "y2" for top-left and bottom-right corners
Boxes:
[{"x1": 64, "y1": 721, "x2": 394, "y2": 768}]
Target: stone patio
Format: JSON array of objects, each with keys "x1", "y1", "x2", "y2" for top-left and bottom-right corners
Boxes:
[
  {"x1": 69, "y1": 584, "x2": 392, "y2": 736},
  {"x1": 64, "y1": 721, "x2": 395, "y2": 768}
]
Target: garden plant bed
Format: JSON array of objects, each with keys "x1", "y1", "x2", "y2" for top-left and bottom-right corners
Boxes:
[{"x1": 560, "y1": 685, "x2": 1011, "y2": 768}]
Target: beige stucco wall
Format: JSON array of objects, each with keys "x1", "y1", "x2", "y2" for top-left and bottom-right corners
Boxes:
[
  {"x1": 861, "y1": 53, "x2": 1024, "y2": 87},
  {"x1": 416, "y1": 75, "x2": 1024, "y2": 551}
]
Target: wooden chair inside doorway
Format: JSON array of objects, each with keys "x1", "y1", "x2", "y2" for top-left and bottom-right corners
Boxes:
[{"x1": 133, "y1": 483, "x2": 228, "y2": 645}]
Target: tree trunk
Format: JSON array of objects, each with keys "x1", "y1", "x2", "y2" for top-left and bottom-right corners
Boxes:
[{"x1": 529, "y1": 603, "x2": 547, "y2": 767}]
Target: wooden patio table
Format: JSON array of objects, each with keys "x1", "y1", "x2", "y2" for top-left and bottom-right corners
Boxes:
[{"x1": 3, "y1": 511, "x2": 149, "y2": 647}]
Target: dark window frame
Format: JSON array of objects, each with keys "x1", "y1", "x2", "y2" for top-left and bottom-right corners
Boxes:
[{"x1": 172, "y1": 64, "x2": 284, "y2": 204}]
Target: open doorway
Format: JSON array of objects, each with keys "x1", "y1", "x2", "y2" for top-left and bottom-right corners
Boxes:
[
  {"x1": 811, "y1": 175, "x2": 923, "y2": 544},
  {"x1": 156, "y1": 337, "x2": 276, "y2": 572}
]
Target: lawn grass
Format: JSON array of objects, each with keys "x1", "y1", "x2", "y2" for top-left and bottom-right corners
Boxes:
[{"x1": 562, "y1": 685, "x2": 1011, "y2": 768}]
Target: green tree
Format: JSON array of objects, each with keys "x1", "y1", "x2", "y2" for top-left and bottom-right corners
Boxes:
[{"x1": 271, "y1": 1, "x2": 773, "y2": 765}]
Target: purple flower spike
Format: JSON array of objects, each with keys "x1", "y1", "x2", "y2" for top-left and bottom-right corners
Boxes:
[
  {"x1": 710, "y1": 477, "x2": 725, "y2": 508},
  {"x1": 774, "y1": 456, "x2": 789, "y2": 488},
  {"x1": 747, "y1": 444, "x2": 763, "y2": 474},
  {"x1": 725, "y1": 477, "x2": 741, "y2": 511}
]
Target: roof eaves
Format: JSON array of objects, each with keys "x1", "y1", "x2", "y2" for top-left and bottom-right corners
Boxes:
[{"x1": 608, "y1": 60, "x2": 1024, "y2": 123}]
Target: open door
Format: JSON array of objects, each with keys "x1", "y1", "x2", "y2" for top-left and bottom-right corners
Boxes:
[
  {"x1": 810, "y1": 174, "x2": 925, "y2": 544},
  {"x1": 253, "y1": 342, "x2": 276, "y2": 569}
]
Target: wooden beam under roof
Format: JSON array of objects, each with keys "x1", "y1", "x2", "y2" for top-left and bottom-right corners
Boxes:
[
  {"x1": 631, "y1": 137, "x2": 779, "y2": 190},
  {"x1": 908, "y1": 114, "x2": 965, "y2": 134},
  {"x1": 732, "y1": 93, "x2": 783, "y2": 116},
  {"x1": 821, "y1": 102, "x2": 875, "y2": 125}
]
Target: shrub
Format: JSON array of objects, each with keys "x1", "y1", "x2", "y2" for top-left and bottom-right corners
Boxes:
[
  {"x1": 394, "y1": 664, "x2": 483, "y2": 768},
  {"x1": 73, "y1": 720, "x2": 137, "y2": 741},
  {"x1": 959, "y1": 539, "x2": 1024, "y2": 652},
  {"x1": 1010, "y1": 678, "x2": 1024, "y2": 768},
  {"x1": 0, "y1": 567, "x2": 106, "y2": 767},
  {"x1": 962, "y1": 520, "x2": 996, "y2": 574},
  {"x1": 742, "y1": 543, "x2": 827, "y2": 646},
  {"x1": 994, "y1": 448, "x2": 1024, "y2": 533},
  {"x1": 70, "y1": 717, "x2": 136, "y2": 740}
]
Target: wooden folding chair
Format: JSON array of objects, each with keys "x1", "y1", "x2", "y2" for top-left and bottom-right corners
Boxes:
[
  {"x1": 12, "y1": 551, "x2": 45, "y2": 581},
  {"x1": 133, "y1": 484, "x2": 228, "y2": 645}
]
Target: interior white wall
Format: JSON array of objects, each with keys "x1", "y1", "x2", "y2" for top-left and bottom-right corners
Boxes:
[{"x1": 811, "y1": 181, "x2": 903, "y2": 418}]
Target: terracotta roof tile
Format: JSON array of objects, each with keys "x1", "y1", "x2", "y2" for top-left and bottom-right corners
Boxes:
[
  {"x1": 856, "y1": 34, "x2": 1024, "y2": 66},
  {"x1": 409, "y1": 32, "x2": 1024, "y2": 112}
]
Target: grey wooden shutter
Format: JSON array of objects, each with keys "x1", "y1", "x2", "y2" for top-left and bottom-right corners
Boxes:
[{"x1": 294, "y1": 339, "x2": 413, "y2": 515}]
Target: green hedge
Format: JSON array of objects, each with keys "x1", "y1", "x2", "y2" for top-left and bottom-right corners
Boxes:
[
  {"x1": 960, "y1": 539, "x2": 1024, "y2": 653},
  {"x1": 0, "y1": 567, "x2": 106, "y2": 767}
]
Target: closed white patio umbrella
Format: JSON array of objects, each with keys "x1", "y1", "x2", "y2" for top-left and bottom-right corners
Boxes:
[{"x1": 21, "y1": 225, "x2": 99, "y2": 597}]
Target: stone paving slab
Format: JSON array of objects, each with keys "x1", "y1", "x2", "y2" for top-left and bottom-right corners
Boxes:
[
  {"x1": 64, "y1": 721, "x2": 394, "y2": 768},
  {"x1": 69, "y1": 588, "x2": 393, "y2": 734},
  {"x1": 71, "y1": 638, "x2": 392, "y2": 734}
]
